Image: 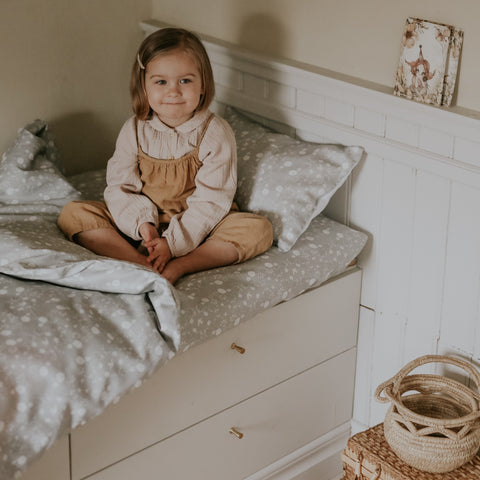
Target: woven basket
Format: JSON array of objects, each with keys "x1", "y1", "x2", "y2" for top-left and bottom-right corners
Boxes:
[{"x1": 375, "y1": 355, "x2": 480, "y2": 473}]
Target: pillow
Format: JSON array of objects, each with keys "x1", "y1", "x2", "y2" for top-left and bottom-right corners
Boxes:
[
  {"x1": 0, "y1": 120, "x2": 81, "y2": 211},
  {"x1": 224, "y1": 107, "x2": 364, "y2": 251}
]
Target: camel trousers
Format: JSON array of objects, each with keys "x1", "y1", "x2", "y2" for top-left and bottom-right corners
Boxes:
[{"x1": 58, "y1": 200, "x2": 273, "y2": 263}]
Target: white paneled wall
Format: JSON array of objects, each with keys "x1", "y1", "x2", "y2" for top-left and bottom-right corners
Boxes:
[{"x1": 141, "y1": 20, "x2": 480, "y2": 431}]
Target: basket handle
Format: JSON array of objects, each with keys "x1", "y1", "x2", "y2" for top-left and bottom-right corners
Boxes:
[{"x1": 375, "y1": 354, "x2": 480, "y2": 404}]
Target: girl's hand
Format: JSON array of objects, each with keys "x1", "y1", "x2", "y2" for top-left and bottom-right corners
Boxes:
[
  {"x1": 139, "y1": 222, "x2": 160, "y2": 244},
  {"x1": 145, "y1": 237, "x2": 172, "y2": 273}
]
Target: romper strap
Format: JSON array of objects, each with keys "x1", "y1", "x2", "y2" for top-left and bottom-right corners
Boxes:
[
  {"x1": 134, "y1": 117, "x2": 140, "y2": 152},
  {"x1": 197, "y1": 113, "x2": 215, "y2": 145}
]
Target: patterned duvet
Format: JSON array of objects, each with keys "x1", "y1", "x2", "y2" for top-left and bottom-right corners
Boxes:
[{"x1": 0, "y1": 121, "x2": 367, "y2": 479}]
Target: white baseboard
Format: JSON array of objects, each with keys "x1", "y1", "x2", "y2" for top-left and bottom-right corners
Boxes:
[
  {"x1": 245, "y1": 422, "x2": 351, "y2": 480},
  {"x1": 350, "y1": 418, "x2": 369, "y2": 436}
]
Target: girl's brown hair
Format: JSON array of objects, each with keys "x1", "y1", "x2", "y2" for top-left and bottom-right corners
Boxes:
[{"x1": 131, "y1": 28, "x2": 215, "y2": 120}]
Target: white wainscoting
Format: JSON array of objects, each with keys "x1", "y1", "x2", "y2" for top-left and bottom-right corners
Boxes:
[{"x1": 141, "y1": 20, "x2": 480, "y2": 431}]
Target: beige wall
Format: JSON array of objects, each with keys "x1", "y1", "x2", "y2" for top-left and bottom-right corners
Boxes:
[
  {"x1": 152, "y1": 0, "x2": 480, "y2": 113},
  {"x1": 2, "y1": 1, "x2": 479, "y2": 175},
  {"x1": 1, "y1": 0, "x2": 150, "y2": 174}
]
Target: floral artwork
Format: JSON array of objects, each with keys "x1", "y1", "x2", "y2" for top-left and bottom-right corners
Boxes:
[{"x1": 393, "y1": 18, "x2": 464, "y2": 107}]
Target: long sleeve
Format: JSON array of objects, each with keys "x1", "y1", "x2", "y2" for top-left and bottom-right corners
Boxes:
[
  {"x1": 104, "y1": 118, "x2": 159, "y2": 240},
  {"x1": 163, "y1": 116, "x2": 237, "y2": 257}
]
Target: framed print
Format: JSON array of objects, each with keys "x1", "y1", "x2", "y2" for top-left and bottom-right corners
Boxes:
[{"x1": 393, "y1": 18, "x2": 464, "y2": 106}]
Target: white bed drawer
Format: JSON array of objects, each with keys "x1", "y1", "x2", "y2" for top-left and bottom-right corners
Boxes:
[
  {"x1": 71, "y1": 269, "x2": 361, "y2": 480},
  {"x1": 83, "y1": 348, "x2": 356, "y2": 480}
]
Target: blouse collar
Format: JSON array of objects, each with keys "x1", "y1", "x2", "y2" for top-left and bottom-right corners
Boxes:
[{"x1": 147, "y1": 109, "x2": 212, "y2": 134}]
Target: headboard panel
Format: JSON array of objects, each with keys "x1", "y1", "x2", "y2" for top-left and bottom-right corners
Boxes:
[{"x1": 141, "y1": 19, "x2": 480, "y2": 433}]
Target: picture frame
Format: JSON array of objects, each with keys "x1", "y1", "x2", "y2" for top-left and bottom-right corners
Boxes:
[{"x1": 393, "y1": 18, "x2": 464, "y2": 107}]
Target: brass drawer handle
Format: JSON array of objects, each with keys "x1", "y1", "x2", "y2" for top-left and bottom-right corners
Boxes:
[
  {"x1": 229, "y1": 427, "x2": 244, "y2": 439},
  {"x1": 231, "y1": 343, "x2": 245, "y2": 354}
]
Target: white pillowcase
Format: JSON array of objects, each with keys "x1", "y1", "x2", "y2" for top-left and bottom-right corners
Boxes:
[
  {"x1": 0, "y1": 120, "x2": 80, "y2": 211},
  {"x1": 224, "y1": 107, "x2": 364, "y2": 251}
]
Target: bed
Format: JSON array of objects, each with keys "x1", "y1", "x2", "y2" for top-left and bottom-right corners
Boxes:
[{"x1": 1, "y1": 22, "x2": 367, "y2": 480}]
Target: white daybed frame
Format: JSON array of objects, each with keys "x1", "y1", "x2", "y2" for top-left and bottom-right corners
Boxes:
[
  {"x1": 20, "y1": 20, "x2": 363, "y2": 480},
  {"x1": 23, "y1": 270, "x2": 361, "y2": 480}
]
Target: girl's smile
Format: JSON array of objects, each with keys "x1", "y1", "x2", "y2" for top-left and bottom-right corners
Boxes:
[{"x1": 144, "y1": 49, "x2": 203, "y2": 127}]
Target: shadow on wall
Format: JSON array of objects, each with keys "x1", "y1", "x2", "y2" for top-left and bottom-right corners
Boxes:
[
  {"x1": 50, "y1": 112, "x2": 113, "y2": 176},
  {"x1": 221, "y1": 12, "x2": 290, "y2": 126},
  {"x1": 215, "y1": 11, "x2": 291, "y2": 130},
  {"x1": 221, "y1": 13, "x2": 296, "y2": 220},
  {"x1": 233, "y1": 13, "x2": 290, "y2": 129},
  {"x1": 236, "y1": 13, "x2": 287, "y2": 61}
]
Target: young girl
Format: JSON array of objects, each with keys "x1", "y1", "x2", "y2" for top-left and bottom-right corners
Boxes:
[{"x1": 58, "y1": 28, "x2": 273, "y2": 285}]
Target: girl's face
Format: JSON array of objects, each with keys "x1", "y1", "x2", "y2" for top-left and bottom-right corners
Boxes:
[{"x1": 144, "y1": 49, "x2": 203, "y2": 127}]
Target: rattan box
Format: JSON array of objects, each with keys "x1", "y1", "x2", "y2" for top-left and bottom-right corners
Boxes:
[{"x1": 341, "y1": 423, "x2": 480, "y2": 480}]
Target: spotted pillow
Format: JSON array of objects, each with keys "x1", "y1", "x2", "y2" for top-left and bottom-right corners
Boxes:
[{"x1": 224, "y1": 107, "x2": 364, "y2": 251}]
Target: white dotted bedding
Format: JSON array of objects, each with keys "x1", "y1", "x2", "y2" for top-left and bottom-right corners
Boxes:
[{"x1": 0, "y1": 121, "x2": 366, "y2": 479}]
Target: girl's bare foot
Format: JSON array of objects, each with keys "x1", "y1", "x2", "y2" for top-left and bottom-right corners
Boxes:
[
  {"x1": 159, "y1": 240, "x2": 238, "y2": 285},
  {"x1": 160, "y1": 259, "x2": 185, "y2": 285}
]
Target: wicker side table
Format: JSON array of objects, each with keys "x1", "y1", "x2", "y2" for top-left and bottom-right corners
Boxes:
[{"x1": 341, "y1": 423, "x2": 480, "y2": 480}]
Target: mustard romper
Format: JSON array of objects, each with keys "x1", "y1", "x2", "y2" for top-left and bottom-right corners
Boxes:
[{"x1": 58, "y1": 115, "x2": 273, "y2": 264}]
